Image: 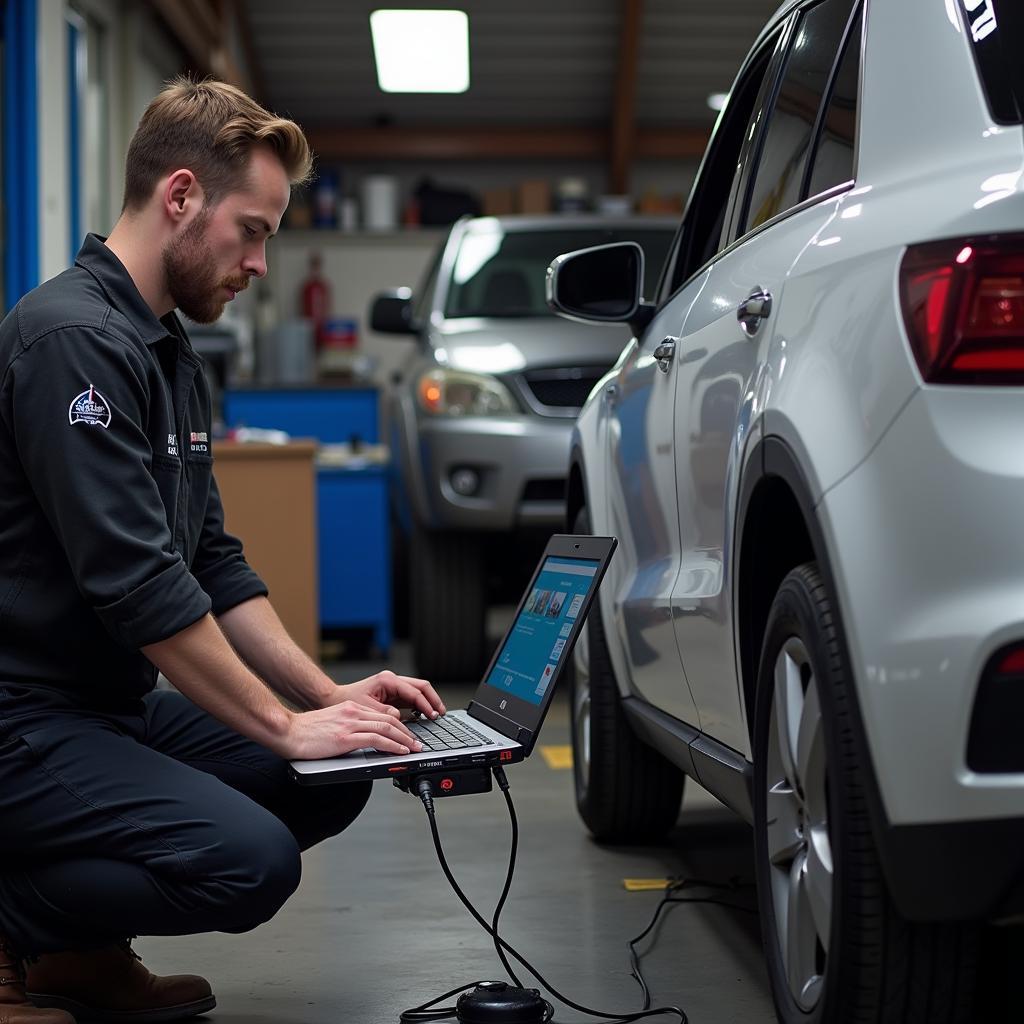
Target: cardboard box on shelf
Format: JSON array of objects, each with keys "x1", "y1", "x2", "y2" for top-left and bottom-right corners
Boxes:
[
  {"x1": 482, "y1": 187, "x2": 516, "y2": 216},
  {"x1": 637, "y1": 189, "x2": 685, "y2": 215},
  {"x1": 518, "y1": 179, "x2": 551, "y2": 214}
]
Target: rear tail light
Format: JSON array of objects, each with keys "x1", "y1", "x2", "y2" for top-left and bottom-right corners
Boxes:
[
  {"x1": 967, "y1": 643, "x2": 1024, "y2": 773},
  {"x1": 900, "y1": 235, "x2": 1024, "y2": 383}
]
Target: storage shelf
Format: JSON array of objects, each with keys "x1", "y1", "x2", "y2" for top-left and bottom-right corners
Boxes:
[{"x1": 275, "y1": 228, "x2": 446, "y2": 246}]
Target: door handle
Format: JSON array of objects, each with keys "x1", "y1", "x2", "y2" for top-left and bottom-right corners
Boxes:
[
  {"x1": 653, "y1": 337, "x2": 677, "y2": 373},
  {"x1": 737, "y1": 287, "x2": 773, "y2": 337}
]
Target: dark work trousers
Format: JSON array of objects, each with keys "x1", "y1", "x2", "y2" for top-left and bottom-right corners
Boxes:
[{"x1": 0, "y1": 686, "x2": 372, "y2": 955}]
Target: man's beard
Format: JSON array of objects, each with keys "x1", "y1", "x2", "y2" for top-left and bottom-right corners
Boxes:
[{"x1": 162, "y1": 208, "x2": 248, "y2": 324}]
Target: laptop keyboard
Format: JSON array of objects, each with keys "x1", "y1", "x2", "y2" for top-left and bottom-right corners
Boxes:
[{"x1": 407, "y1": 716, "x2": 491, "y2": 751}]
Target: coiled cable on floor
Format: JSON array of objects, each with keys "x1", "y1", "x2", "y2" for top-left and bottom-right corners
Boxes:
[{"x1": 401, "y1": 767, "x2": 691, "y2": 1023}]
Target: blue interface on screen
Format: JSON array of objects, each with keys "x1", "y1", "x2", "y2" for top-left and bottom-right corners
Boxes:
[{"x1": 484, "y1": 557, "x2": 600, "y2": 706}]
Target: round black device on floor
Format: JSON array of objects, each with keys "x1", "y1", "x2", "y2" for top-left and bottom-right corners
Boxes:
[{"x1": 455, "y1": 981, "x2": 550, "y2": 1023}]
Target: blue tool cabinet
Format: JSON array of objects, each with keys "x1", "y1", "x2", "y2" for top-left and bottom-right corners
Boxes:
[
  {"x1": 317, "y1": 465, "x2": 391, "y2": 652},
  {"x1": 222, "y1": 387, "x2": 391, "y2": 652},
  {"x1": 223, "y1": 386, "x2": 379, "y2": 444}
]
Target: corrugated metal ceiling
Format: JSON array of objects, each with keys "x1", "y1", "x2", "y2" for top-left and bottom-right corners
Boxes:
[{"x1": 244, "y1": 0, "x2": 782, "y2": 130}]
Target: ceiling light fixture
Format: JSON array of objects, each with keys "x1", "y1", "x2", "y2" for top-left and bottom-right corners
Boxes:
[
  {"x1": 370, "y1": 9, "x2": 470, "y2": 93},
  {"x1": 707, "y1": 92, "x2": 729, "y2": 111}
]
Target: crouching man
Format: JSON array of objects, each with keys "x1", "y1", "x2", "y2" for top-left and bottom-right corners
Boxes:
[{"x1": 0, "y1": 77, "x2": 443, "y2": 1023}]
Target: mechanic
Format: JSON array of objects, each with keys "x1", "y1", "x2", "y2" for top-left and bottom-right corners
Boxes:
[{"x1": 0, "y1": 77, "x2": 445, "y2": 1024}]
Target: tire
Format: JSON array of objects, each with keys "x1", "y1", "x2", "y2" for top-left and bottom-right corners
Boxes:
[
  {"x1": 390, "y1": 513, "x2": 411, "y2": 640},
  {"x1": 753, "y1": 564, "x2": 978, "y2": 1024},
  {"x1": 569, "y1": 507, "x2": 684, "y2": 842},
  {"x1": 410, "y1": 527, "x2": 486, "y2": 681}
]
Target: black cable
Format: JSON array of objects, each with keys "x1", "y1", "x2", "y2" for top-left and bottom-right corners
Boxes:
[
  {"x1": 625, "y1": 880, "x2": 758, "y2": 1010},
  {"x1": 409, "y1": 771, "x2": 687, "y2": 1023},
  {"x1": 400, "y1": 774, "x2": 529, "y2": 1024},
  {"x1": 490, "y1": 766, "x2": 524, "y2": 989}
]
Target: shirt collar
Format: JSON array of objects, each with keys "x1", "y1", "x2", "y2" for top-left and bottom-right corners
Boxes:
[{"x1": 74, "y1": 233, "x2": 182, "y2": 347}]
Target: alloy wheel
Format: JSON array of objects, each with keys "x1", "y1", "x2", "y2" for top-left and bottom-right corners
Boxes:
[
  {"x1": 571, "y1": 618, "x2": 592, "y2": 795},
  {"x1": 765, "y1": 636, "x2": 834, "y2": 1012}
]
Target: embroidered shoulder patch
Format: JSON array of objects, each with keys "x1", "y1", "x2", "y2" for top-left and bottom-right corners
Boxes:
[{"x1": 68, "y1": 386, "x2": 112, "y2": 428}]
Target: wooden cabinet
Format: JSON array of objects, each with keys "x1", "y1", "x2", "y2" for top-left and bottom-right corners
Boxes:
[{"x1": 213, "y1": 441, "x2": 319, "y2": 659}]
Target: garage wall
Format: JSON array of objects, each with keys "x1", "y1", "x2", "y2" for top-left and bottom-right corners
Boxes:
[
  {"x1": 266, "y1": 230, "x2": 441, "y2": 388},
  {"x1": 34, "y1": 0, "x2": 181, "y2": 283}
]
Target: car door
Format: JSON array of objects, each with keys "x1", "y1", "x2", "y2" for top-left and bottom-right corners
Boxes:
[
  {"x1": 603, "y1": 302, "x2": 699, "y2": 726},
  {"x1": 602, "y1": 20, "x2": 790, "y2": 726},
  {"x1": 670, "y1": 0, "x2": 862, "y2": 754}
]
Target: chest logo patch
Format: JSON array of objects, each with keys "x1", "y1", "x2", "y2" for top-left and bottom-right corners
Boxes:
[{"x1": 68, "y1": 386, "x2": 112, "y2": 428}]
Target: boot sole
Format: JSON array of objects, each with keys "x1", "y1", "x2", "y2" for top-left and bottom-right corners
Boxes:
[{"x1": 27, "y1": 992, "x2": 216, "y2": 1022}]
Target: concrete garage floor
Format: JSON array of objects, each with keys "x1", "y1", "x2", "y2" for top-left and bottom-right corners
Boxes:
[{"x1": 138, "y1": 629, "x2": 777, "y2": 1024}]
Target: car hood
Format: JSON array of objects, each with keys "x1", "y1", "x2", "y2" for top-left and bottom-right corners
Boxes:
[{"x1": 431, "y1": 316, "x2": 632, "y2": 374}]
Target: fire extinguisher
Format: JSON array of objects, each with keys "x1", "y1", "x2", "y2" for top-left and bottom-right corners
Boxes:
[{"x1": 300, "y1": 252, "x2": 330, "y2": 347}]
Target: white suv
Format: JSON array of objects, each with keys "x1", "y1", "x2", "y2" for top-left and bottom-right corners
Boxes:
[{"x1": 548, "y1": 1, "x2": 1024, "y2": 1021}]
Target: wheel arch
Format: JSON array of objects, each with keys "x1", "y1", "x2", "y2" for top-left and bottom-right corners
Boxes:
[
  {"x1": 736, "y1": 436, "x2": 920, "y2": 916},
  {"x1": 566, "y1": 448, "x2": 587, "y2": 532},
  {"x1": 736, "y1": 437, "x2": 818, "y2": 748}
]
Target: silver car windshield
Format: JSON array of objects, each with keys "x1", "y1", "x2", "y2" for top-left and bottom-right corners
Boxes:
[{"x1": 444, "y1": 224, "x2": 673, "y2": 319}]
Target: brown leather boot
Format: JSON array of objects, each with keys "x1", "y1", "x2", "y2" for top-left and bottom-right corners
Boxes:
[
  {"x1": 0, "y1": 937, "x2": 75, "y2": 1024},
  {"x1": 26, "y1": 941, "x2": 215, "y2": 1022}
]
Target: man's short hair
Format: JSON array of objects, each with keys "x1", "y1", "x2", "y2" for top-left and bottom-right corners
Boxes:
[{"x1": 122, "y1": 77, "x2": 312, "y2": 212}]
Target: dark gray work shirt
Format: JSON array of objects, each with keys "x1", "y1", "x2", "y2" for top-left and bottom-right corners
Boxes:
[{"x1": 0, "y1": 234, "x2": 267, "y2": 704}]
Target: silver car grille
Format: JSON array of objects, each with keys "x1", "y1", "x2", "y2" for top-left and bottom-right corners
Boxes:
[{"x1": 519, "y1": 366, "x2": 609, "y2": 414}]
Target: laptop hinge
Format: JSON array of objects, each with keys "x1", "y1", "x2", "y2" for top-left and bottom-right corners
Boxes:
[{"x1": 467, "y1": 701, "x2": 534, "y2": 748}]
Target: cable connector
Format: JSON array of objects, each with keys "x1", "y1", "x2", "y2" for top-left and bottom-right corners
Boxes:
[
  {"x1": 416, "y1": 776, "x2": 435, "y2": 814},
  {"x1": 492, "y1": 765, "x2": 510, "y2": 792}
]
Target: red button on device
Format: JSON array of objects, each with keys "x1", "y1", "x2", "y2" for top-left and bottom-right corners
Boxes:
[{"x1": 440, "y1": 778, "x2": 455, "y2": 791}]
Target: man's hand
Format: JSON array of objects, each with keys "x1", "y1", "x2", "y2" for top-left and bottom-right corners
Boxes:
[
  {"x1": 282, "y1": 699, "x2": 426, "y2": 760},
  {"x1": 328, "y1": 670, "x2": 446, "y2": 721}
]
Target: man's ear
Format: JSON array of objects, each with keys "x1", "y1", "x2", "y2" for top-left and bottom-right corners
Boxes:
[{"x1": 163, "y1": 169, "x2": 202, "y2": 225}]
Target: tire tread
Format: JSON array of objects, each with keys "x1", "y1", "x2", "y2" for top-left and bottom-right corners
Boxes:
[{"x1": 410, "y1": 529, "x2": 485, "y2": 681}]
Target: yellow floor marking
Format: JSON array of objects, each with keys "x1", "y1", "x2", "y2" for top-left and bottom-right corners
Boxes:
[
  {"x1": 539, "y1": 745, "x2": 573, "y2": 769},
  {"x1": 623, "y1": 879, "x2": 674, "y2": 892}
]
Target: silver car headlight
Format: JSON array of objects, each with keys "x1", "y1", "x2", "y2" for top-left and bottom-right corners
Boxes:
[{"x1": 416, "y1": 368, "x2": 518, "y2": 416}]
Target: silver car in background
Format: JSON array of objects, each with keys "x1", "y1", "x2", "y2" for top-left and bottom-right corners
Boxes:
[
  {"x1": 550, "y1": 0, "x2": 1024, "y2": 1021},
  {"x1": 371, "y1": 215, "x2": 674, "y2": 680}
]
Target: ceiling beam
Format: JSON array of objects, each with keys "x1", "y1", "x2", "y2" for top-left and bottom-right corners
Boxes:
[
  {"x1": 609, "y1": 0, "x2": 644, "y2": 195},
  {"x1": 304, "y1": 125, "x2": 709, "y2": 163},
  {"x1": 148, "y1": 0, "x2": 248, "y2": 90},
  {"x1": 230, "y1": 0, "x2": 268, "y2": 103}
]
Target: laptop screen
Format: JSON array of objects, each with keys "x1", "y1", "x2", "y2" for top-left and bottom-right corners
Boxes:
[{"x1": 483, "y1": 555, "x2": 601, "y2": 706}]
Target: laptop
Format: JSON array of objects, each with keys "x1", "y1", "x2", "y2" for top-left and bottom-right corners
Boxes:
[{"x1": 289, "y1": 533, "x2": 616, "y2": 785}]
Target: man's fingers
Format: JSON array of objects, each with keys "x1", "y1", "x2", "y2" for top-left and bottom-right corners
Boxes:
[
  {"x1": 367, "y1": 697, "x2": 401, "y2": 718},
  {"x1": 360, "y1": 714, "x2": 422, "y2": 749},
  {"x1": 334, "y1": 702, "x2": 422, "y2": 749},
  {"x1": 391, "y1": 676, "x2": 447, "y2": 717},
  {"x1": 346, "y1": 732, "x2": 413, "y2": 756}
]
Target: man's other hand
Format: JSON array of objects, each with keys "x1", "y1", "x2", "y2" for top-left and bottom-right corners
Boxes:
[{"x1": 329, "y1": 670, "x2": 446, "y2": 722}]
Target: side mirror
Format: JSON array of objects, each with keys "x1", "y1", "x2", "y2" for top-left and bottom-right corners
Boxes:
[
  {"x1": 370, "y1": 289, "x2": 416, "y2": 335},
  {"x1": 546, "y1": 242, "x2": 653, "y2": 333}
]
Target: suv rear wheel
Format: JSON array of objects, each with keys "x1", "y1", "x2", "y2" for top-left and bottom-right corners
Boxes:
[
  {"x1": 569, "y1": 507, "x2": 684, "y2": 842},
  {"x1": 410, "y1": 527, "x2": 485, "y2": 681},
  {"x1": 754, "y1": 564, "x2": 979, "y2": 1023}
]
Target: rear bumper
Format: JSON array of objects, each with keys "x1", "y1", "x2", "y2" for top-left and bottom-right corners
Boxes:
[
  {"x1": 879, "y1": 818, "x2": 1024, "y2": 923},
  {"x1": 817, "y1": 386, "x2": 1024, "y2": 921}
]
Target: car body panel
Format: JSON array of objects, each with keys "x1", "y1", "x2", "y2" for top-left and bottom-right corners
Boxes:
[
  {"x1": 671, "y1": 195, "x2": 844, "y2": 754},
  {"x1": 819, "y1": 386, "x2": 1024, "y2": 826}
]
